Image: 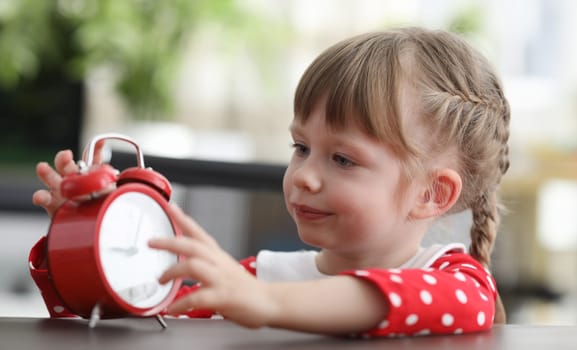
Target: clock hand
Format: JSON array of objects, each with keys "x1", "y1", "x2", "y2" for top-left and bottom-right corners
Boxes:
[
  {"x1": 109, "y1": 246, "x2": 138, "y2": 255},
  {"x1": 129, "y1": 212, "x2": 145, "y2": 253}
]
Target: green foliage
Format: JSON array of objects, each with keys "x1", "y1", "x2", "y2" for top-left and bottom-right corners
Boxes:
[
  {"x1": 0, "y1": 0, "x2": 283, "y2": 120},
  {"x1": 448, "y1": 3, "x2": 485, "y2": 36},
  {"x1": 0, "y1": 1, "x2": 66, "y2": 87}
]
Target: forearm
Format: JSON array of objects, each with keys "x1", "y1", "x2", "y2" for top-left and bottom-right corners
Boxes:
[{"x1": 266, "y1": 275, "x2": 387, "y2": 335}]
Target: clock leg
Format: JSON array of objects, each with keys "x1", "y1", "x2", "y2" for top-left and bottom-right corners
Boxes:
[
  {"x1": 88, "y1": 304, "x2": 101, "y2": 328},
  {"x1": 155, "y1": 314, "x2": 167, "y2": 329}
]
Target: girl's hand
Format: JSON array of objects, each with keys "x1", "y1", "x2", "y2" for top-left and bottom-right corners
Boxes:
[
  {"x1": 149, "y1": 204, "x2": 278, "y2": 329},
  {"x1": 32, "y1": 141, "x2": 105, "y2": 217}
]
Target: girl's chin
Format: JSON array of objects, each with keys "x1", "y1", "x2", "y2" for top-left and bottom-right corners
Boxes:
[
  {"x1": 297, "y1": 233, "x2": 324, "y2": 249},
  {"x1": 298, "y1": 234, "x2": 342, "y2": 252}
]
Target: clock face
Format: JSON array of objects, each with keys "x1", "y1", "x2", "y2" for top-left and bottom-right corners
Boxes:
[{"x1": 98, "y1": 192, "x2": 177, "y2": 308}]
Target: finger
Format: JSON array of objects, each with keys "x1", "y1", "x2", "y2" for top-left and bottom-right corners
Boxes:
[
  {"x1": 93, "y1": 140, "x2": 105, "y2": 164},
  {"x1": 36, "y1": 162, "x2": 64, "y2": 192},
  {"x1": 54, "y1": 150, "x2": 78, "y2": 176},
  {"x1": 35, "y1": 161, "x2": 69, "y2": 217},
  {"x1": 149, "y1": 236, "x2": 215, "y2": 261},
  {"x1": 32, "y1": 189, "x2": 51, "y2": 208},
  {"x1": 167, "y1": 204, "x2": 219, "y2": 247},
  {"x1": 158, "y1": 258, "x2": 218, "y2": 286},
  {"x1": 82, "y1": 140, "x2": 106, "y2": 165},
  {"x1": 32, "y1": 189, "x2": 62, "y2": 217},
  {"x1": 166, "y1": 288, "x2": 219, "y2": 316}
]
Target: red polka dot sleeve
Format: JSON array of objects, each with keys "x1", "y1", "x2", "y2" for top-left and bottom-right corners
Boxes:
[
  {"x1": 28, "y1": 236, "x2": 76, "y2": 318},
  {"x1": 341, "y1": 252, "x2": 497, "y2": 337}
]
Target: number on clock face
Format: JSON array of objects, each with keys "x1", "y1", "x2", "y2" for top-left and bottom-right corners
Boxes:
[{"x1": 98, "y1": 192, "x2": 177, "y2": 308}]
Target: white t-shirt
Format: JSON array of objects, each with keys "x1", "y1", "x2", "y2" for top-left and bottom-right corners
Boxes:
[{"x1": 255, "y1": 243, "x2": 466, "y2": 282}]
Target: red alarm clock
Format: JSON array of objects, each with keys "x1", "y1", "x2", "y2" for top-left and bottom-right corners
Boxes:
[{"x1": 46, "y1": 133, "x2": 182, "y2": 328}]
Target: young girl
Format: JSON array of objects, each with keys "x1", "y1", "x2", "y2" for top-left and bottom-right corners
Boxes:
[{"x1": 31, "y1": 27, "x2": 510, "y2": 337}]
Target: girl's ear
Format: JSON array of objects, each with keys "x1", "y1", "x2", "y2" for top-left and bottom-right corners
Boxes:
[{"x1": 409, "y1": 169, "x2": 462, "y2": 220}]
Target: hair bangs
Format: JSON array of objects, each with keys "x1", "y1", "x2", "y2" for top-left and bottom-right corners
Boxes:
[{"x1": 294, "y1": 32, "x2": 413, "y2": 159}]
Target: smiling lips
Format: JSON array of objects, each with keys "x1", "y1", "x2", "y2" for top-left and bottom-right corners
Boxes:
[{"x1": 292, "y1": 204, "x2": 331, "y2": 220}]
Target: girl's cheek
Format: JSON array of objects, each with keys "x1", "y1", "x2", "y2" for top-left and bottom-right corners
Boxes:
[{"x1": 282, "y1": 170, "x2": 292, "y2": 196}]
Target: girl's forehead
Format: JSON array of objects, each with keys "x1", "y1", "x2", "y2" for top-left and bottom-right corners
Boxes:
[
  {"x1": 290, "y1": 112, "x2": 375, "y2": 145},
  {"x1": 293, "y1": 98, "x2": 367, "y2": 131}
]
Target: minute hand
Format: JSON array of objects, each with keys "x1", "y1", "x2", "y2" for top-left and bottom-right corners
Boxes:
[{"x1": 128, "y1": 213, "x2": 144, "y2": 254}]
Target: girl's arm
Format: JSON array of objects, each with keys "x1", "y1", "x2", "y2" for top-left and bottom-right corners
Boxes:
[
  {"x1": 265, "y1": 276, "x2": 387, "y2": 334},
  {"x1": 149, "y1": 204, "x2": 387, "y2": 334}
]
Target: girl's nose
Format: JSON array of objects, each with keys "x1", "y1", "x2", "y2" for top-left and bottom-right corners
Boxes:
[{"x1": 291, "y1": 161, "x2": 322, "y2": 193}]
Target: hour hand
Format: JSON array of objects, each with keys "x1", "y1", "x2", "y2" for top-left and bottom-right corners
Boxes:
[{"x1": 109, "y1": 246, "x2": 138, "y2": 256}]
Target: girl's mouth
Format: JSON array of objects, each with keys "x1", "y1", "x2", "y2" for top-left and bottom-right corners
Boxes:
[{"x1": 293, "y1": 204, "x2": 331, "y2": 220}]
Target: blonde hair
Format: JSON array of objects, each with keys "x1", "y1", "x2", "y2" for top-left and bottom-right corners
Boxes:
[{"x1": 294, "y1": 27, "x2": 510, "y2": 272}]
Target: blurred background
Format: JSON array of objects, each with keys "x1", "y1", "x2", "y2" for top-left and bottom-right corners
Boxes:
[{"x1": 1, "y1": 0, "x2": 577, "y2": 324}]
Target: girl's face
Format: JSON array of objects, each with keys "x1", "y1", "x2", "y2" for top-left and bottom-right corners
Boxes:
[{"x1": 283, "y1": 103, "x2": 425, "y2": 263}]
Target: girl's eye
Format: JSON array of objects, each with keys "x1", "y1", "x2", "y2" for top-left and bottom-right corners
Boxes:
[
  {"x1": 333, "y1": 154, "x2": 355, "y2": 168},
  {"x1": 291, "y1": 142, "x2": 309, "y2": 156}
]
